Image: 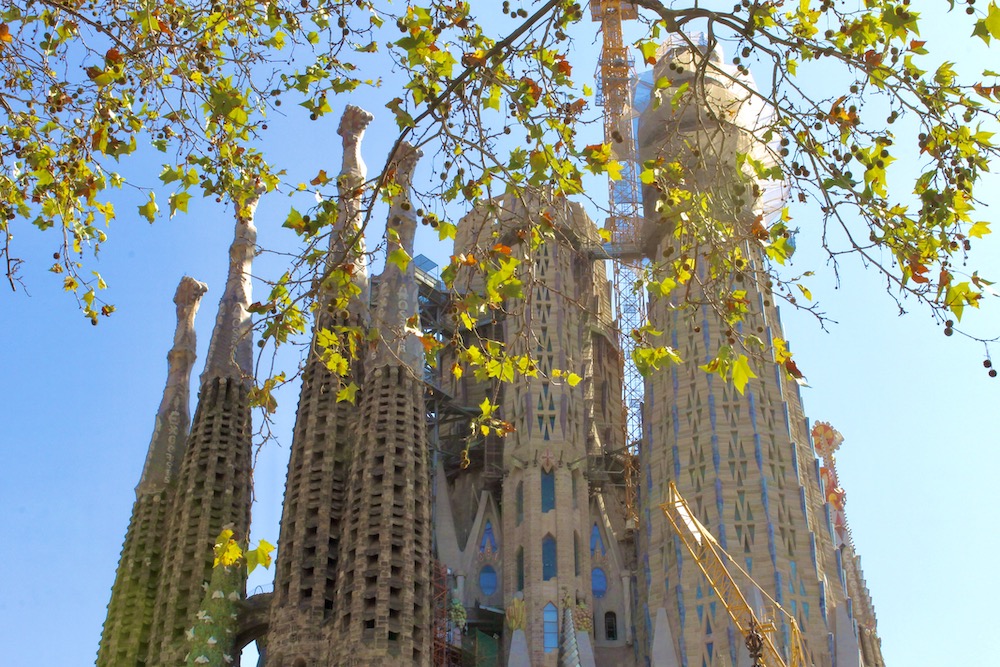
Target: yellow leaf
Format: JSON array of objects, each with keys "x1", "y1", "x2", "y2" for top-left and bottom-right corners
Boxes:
[
  {"x1": 566, "y1": 372, "x2": 582, "y2": 387},
  {"x1": 606, "y1": 160, "x2": 623, "y2": 181},
  {"x1": 336, "y1": 382, "x2": 359, "y2": 403},
  {"x1": 969, "y1": 221, "x2": 991, "y2": 238},
  {"x1": 732, "y1": 355, "x2": 757, "y2": 395},
  {"x1": 479, "y1": 396, "x2": 495, "y2": 418}
]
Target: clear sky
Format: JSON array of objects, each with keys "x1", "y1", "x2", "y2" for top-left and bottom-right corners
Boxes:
[{"x1": 1, "y1": 3, "x2": 998, "y2": 666}]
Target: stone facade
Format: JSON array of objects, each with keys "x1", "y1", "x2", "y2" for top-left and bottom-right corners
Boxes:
[
  {"x1": 439, "y1": 192, "x2": 632, "y2": 666},
  {"x1": 99, "y1": 47, "x2": 884, "y2": 666}
]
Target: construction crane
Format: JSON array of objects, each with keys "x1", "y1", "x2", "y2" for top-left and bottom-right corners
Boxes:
[
  {"x1": 591, "y1": 0, "x2": 644, "y2": 527},
  {"x1": 661, "y1": 482, "x2": 808, "y2": 667}
]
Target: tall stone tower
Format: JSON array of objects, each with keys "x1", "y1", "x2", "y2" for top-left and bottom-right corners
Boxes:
[
  {"x1": 329, "y1": 141, "x2": 434, "y2": 665},
  {"x1": 97, "y1": 276, "x2": 207, "y2": 667},
  {"x1": 147, "y1": 201, "x2": 258, "y2": 666},
  {"x1": 266, "y1": 105, "x2": 374, "y2": 665},
  {"x1": 634, "y1": 41, "x2": 874, "y2": 667},
  {"x1": 440, "y1": 191, "x2": 632, "y2": 666}
]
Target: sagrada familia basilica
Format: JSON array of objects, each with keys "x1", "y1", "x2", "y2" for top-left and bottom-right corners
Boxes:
[{"x1": 97, "y1": 38, "x2": 884, "y2": 667}]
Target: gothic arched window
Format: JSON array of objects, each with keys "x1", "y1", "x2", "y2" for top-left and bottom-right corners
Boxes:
[
  {"x1": 478, "y1": 565, "x2": 497, "y2": 596},
  {"x1": 480, "y1": 520, "x2": 497, "y2": 553},
  {"x1": 542, "y1": 535, "x2": 557, "y2": 580},
  {"x1": 543, "y1": 603, "x2": 559, "y2": 652},
  {"x1": 516, "y1": 546, "x2": 524, "y2": 592},
  {"x1": 592, "y1": 567, "x2": 608, "y2": 599},
  {"x1": 605, "y1": 611, "x2": 618, "y2": 641},
  {"x1": 541, "y1": 470, "x2": 555, "y2": 512},
  {"x1": 515, "y1": 481, "x2": 524, "y2": 525}
]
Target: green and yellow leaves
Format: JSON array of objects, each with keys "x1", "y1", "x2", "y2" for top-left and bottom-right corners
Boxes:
[
  {"x1": 138, "y1": 194, "x2": 158, "y2": 223},
  {"x1": 700, "y1": 347, "x2": 758, "y2": 395},
  {"x1": 973, "y1": 1, "x2": 1000, "y2": 43},
  {"x1": 633, "y1": 345, "x2": 682, "y2": 376},
  {"x1": 212, "y1": 529, "x2": 275, "y2": 573}
]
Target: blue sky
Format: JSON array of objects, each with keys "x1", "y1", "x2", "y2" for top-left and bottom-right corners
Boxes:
[{"x1": 1, "y1": 4, "x2": 998, "y2": 665}]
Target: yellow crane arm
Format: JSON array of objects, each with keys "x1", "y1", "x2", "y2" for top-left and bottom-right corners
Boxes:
[{"x1": 661, "y1": 482, "x2": 807, "y2": 667}]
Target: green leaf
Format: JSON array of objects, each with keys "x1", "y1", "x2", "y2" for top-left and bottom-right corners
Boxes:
[
  {"x1": 138, "y1": 193, "x2": 158, "y2": 223},
  {"x1": 479, "y1": 396, "x2": 495, "y2": 418},
  {"x1": 387, "y1": 247, "x2": 411, "y2": 272},
  {"x1": 168, "y1": 192, "x2": 191, "y2": 218},
  {"x1": 336, "y1": 382, "x2": 359, "y2": 403},
  {"x1": 638, "y1": 40, "x2": 659, "y2": 65}
]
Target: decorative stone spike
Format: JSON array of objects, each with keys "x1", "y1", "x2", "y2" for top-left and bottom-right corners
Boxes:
[
  {"x1": 560, "y1": 601, "x2": 582, "y2": 667},
  {"x1": 97, "y1": 277, "x2": 207, "y2": 667},
  {"x1": 147, "y1": 200, "x2": 258, "y2": 667},
  {"x1": 267, "y1": 106, "x2": 374, "y2": 666}
]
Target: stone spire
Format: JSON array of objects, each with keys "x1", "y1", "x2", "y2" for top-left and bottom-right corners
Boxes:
[
  {"x1": 136, "y1": 276, "x2": 209, "y2": 494},
  {"x1": 329, "y1": 104, "x2": 375, "y2": 317},
  {"x1": 202, "y1": 198, "x2": 257, "y2": 383},
  {"x1": 98, "y1": 276, "x2": 207, "y2": 667},
  {"x1": 330, "y1": 141, "x2": 432, "y2": 665},
  {"x1": 371, "y1": 141, "x2": 424, "y2": 371},
  {"x1": 147, "y1": 199, "x2": 259, "y2": 666},
  {"x1": 267, "y1": 105, "x2": 374, "y2": 666}
]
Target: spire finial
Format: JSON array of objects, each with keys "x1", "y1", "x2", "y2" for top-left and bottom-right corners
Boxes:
[
  {"x1": 136, "y1": 276, "x2": 208, "y2": 494},
  {"x1": 203, "y1": 196, "x2": 260, "y2": 383},
  {"x1": 320, "y1": 106, "x2": 375, "y2": 323}
]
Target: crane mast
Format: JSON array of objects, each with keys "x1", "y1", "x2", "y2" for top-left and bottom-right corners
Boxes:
[
  {"x1": 662, "y1": 482, "x2": 808, "y2": 667},
  {"x1": 591, "y1": 0, "x2": 644, "y2": 526}
]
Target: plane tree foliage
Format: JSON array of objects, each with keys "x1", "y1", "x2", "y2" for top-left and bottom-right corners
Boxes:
[{"x1": 2, "y1": 0, "x2": 999, "y2": 407}]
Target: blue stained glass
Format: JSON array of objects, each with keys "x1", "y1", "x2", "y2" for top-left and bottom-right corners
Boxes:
[
  {"x1": 543, "y1": 535, "x2": 557, "y2": 580},
  {"x1": 592, "y1": 567, "x2": 608, "y2": 599},
  {"x1": 590, "y1": 523, "x2": 606, "y2": 556},
  {"x1": 541, "y1": 470, "x2": 555, "y2": 512},
  {"x1": 479, "y1": 565, "x2": 497, "y2": 596},
  {"x1": 480, "y1": 520, "x2": 497, "y2": 552},
  {"x1": 543, "y1": 603, "x2": 558, "y2": 652}
]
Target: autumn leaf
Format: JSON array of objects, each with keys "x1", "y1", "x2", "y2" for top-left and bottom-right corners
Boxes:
[
  {"x1": 387, "y1": 247, "x2": 411, "y2": 272},
  {"x1": 731, "y1": 355, "x2": 757, "y2": 395},
  {"x1": 138, "y1": 193, "x2": 158, "y2": 223}
]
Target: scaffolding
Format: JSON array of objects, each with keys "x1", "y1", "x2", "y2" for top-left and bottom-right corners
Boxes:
[{"x1": 592, "y1": 0, "x2": 644, "y2": 526}]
